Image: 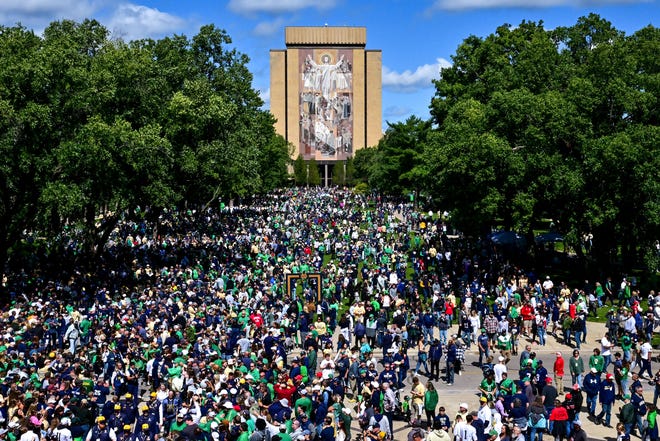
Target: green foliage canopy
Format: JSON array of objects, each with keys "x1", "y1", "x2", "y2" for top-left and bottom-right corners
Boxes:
[{"x1": 0, "y1": 20, "x2": 289, "y2": 265}]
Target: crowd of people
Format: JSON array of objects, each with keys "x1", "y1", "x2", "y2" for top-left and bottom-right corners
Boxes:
[{"x1": 0, "y1": 188, "x2": 657, "y2": 441}]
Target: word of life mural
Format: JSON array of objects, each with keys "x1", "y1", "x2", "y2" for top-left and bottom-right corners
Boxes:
[{"x1": 299, "y1": 49, "x2": 353, "y2": 161}]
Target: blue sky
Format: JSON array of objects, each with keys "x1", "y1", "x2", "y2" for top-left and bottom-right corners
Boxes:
[{"x1": 0, "y1": 0, "x2": 656, "y2": 130}]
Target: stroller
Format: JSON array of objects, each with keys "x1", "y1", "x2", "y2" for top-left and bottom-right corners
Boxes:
[{"x1": 392, "y1": 390, "x2": 412, "y2": 424}]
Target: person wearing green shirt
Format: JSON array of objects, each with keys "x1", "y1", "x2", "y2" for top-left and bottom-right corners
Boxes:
[
  {"x1": 275, "y1": 426, "x2": 292, "y2": 441},
  {"x1": 499, "y1": 372, "x2": 516, "y2": 396},
  {"x1": 569, "y1": 350, "x2": 585, "y2": 386},
  {"x1": 497, "y1": 331, "x2": 512, "y2": 363},
  {"x1": 589, "y1": 348, "x2": 605, "y2": 374},
  {"x1": 236, "y1": 422, "x2": 250, "y2": 441},
  {"x1": 647, "y1": 404, "x2": 658, "y2": 440},
  {"x1": 479, "y1": 375, "x2": 497, "y2": 401},
  {"x1": 621, "y1": 333, "x2": 633, "y2": 361},
  {"x1": 170, "y1": 414, "x2": 187, "y2": 434},
  {"x1": 424, "y1": 382, "x2": 439, "y2": 429},
  {"x1": 294, "y1": 391, "x2": 313, "y2": 417}
]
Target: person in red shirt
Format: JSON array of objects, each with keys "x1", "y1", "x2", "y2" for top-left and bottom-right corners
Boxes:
[
  {"x1": 250, "y1": 311, "x2": 264, "y2": 328},
  {"x1": 520, "y1": 303, "x2": 534, "y2": 335},
  {"x1": 554, "y1": 351, "x2": 565, "y2": 396},
  {"x1": 549, "y1": 399, "x2": 569, "y2": 441},
  {"x1": 273, "y1": 379, "x2": 297, "y2": 403}
]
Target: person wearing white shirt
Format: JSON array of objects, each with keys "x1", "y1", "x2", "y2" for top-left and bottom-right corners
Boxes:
[
  {"x1": 461, "y1": 416, "x2": 478, "y2": 441},
  {"x1": 542, "y1": 276, "x2": 554, "y2": 292},
  {"x1": 453, "y1": 415, "x2": 467, "y2": 441},
  {"x1": 477, "y1": 400, "x2": 492, "y2": 434},
  {"x1": 639, "y1": 340, "x2": 653, "y2": 378},
  {"x1": 493, "y1": 357, "x2": 507, "y2": 384}
]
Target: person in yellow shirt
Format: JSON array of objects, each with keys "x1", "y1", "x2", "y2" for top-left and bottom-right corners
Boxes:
[
  {"x1": 314, "y1": 316, "x2": 327, "y2": 337},
  {"x1": 353, "y1": 302, "x2": 365, "y2": 323},
  {"x1": 410, "y1": 376, "x2": 426, "y2": 424}
]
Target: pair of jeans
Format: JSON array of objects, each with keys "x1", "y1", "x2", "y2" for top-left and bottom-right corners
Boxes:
[
  {"x1": 415, "y1": 356, "x2": 430, "y2": 375},
  {"x1": 573, "y1": 331, "x2": 582, "y2": 349},
  {"x1": 640, "y1": 359, "x2": 653, "y2": 378},
  {"x1": 586, "y1": 394, "x2": 598, "y2": 415},
  {"x1": 653, "y1": 386, "x2": 660, "y2": 406},
  {"x1": 479, "y1": 346, "x2": 490, "y2": 365},
  {"x1": 438, "y1": 329, "x2": 448, "y2": 345},
  {"x1": 603, "y1": 354, "x2": 612, "y2": 372},
  {"x1": 529, "y1": 425, "x2": 544, "y2": 441},
  {"x1": 422, "y1": 326, "x2": 433, "y2": 344},
  {"x1": 571, "y1": 374, "x2": 583, "y2": 389},
  {"x1": 538, "y1": 328, "x2": 546, "y2": 346},
  {"x1": 636, "y1": 413, "x2": 644, "y2": 435},
  {"x1": 597, "y1": 402, "x2": 612, "y2": 426},
  {"x1": 461, "y1": 331, "x2": 472, "y2": 349},
  {"x1": 446, "y1": 361, "x2": 455, "y2": 384}
]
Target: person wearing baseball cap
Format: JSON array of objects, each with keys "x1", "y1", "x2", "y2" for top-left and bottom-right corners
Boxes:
[
  {"x1": 595, "y1": 372, "x2": 616, "y2": 427},
  {"x1": 571, "y1": 419, "x2": 586, "y2": 441},
  {"x1": 85, "y1": 416, "x2": 116, "y2": 441},
  {"x1": 554, "y1": 351, "x2": 565, "y2": 396},
  {"x1": 583, "y1": 365, "x2": 601, "y2": 417},
  {"x1": 541, "y1": 376, "x2": 558, "y2": 411}
]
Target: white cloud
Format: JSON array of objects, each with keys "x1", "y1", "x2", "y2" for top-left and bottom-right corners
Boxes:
[
  {"x1": 259, "y1": 87, "x2": 271, "y2": 108},
  {"x1": 228, "y1": 0, "x2": 337, "y2": 15},
  {"x1": 429, "y1": 0, "x2": 648, "y2": 11},
  {"x1": 382, "y1": 58, "x2": 452, "y2": 93},
  {"x1": 253, "y1": 17, "x2": 287, "y2": 36},
  {"x1": 0, "y1": 0, "x2": 97, "y2": 28},
  {"x1": 108, "y1": 3, "x2": 186, "y2": 41},
  {"x1": 384, "y1": 106, "x2": 413, "y2": 118}
]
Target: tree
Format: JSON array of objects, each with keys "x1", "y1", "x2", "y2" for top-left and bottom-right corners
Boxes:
[
  {"x1": 293, "y1": 154, "x2": 307, "y2": 185},
  {"x1": 307, "y1": 158, "x2": 321, "y2": 186},
  {"x1": 345, "y1": 156, "x2": 356, "y2": 186},
  {"x1": 368, "y1": 116, "x2": 432, "y2": 196},
  {"x1": 352, "y1": 147, "x2": 378, "y2": 185},
  {"x1": 259, "y1": 135, "x2": 293, "y2": 191},
  {"x1": 0, "y1": 20, "x2": 289, "y2": 270},
  {"x1": 332, "y1": 161, "x2": 346, "y2": 186},
  {"x1": 427, "y1": 15, "x2": 659, "y2": 271}
]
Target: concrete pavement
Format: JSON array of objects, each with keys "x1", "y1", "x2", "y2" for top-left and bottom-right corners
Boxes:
[{"x1": 346, "y1": 320, "x2": 645, "y2": 441}]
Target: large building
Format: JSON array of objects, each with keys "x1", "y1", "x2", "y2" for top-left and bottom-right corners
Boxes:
[{"x1": 270, "y1": 26, "x2": 382, "y2": 185}]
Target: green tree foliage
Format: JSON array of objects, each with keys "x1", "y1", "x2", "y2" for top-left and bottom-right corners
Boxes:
[
  {"x1": 344, "y1": 157, "x2": 356, "y2": 186},
  {"x1": 332, "y1": 161, "x2": 346, "y2": 186},
  {"x1": 293, "y1": 154, "x2": 307, "y2": 185},
  {"x1": 364, "y1": 116, "x2": 432, "y2": 196},
  {"x1": 422, "y1": 14, "x2": 658, "y2": 269},
  {"x1": 0, "y1": 20, "x2": 287, "y2": 266},
  {"x1": 352, "y1": 147, "x2": 378, "y2": 185},
  {"x1": 307, "y1": 158, "x2": 321, "y2": 186}
]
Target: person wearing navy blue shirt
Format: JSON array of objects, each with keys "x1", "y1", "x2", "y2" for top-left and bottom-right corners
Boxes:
[
  {"x1": 445, "y1": 339, "x2": 457, "y2": 386},
  {"x1": 393, "y1": 349, "x2": 409, "y2": 389},
  {"x1": 596, "y1": 373, "x2": 616, "y2": 427},
  {"x1": 378, "y1": 363, "x2": 397, "y2": 388},
  {"x1": 582, "y1": 368, "x2": 601, "y2": 417},
  {"x1": 631, "y1": 384, "x2": 647, "y2": 436},
  {"x1": 433, "y1": 406, "x2": 451, "y2": 431},
  {"x1": 429, "y1": 339, "x2": 443, "y2": 381},
  {"x1": 535, "y1": 360, "x2": 548, "y2": 395},
  {"x1": 477, "y1": 329, "x2": 490, "y2": 366}
]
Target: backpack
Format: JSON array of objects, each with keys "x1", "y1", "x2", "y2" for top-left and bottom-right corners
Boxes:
[
  {"x1": 251, "y1": 430, "x2": 271, "y2": 441},
  {"x1": 529, "y1": 412, "x2": 547, "y2": 429},
  {"x1": 407, "y1": 427, "x2": 426, "y2": 441}
]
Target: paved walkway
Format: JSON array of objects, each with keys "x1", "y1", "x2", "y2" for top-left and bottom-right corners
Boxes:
[{"x1": 345, "y1": 320, "x2": 641, "y2": 441}]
